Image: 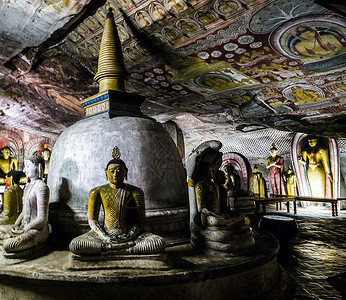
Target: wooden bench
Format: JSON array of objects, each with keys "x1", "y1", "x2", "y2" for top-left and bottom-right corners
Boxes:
[
  {"x1": 253, "y1": 196, "x2": 345, "y2": 217},
  {"x1": 254, "y1": 196, "x2": 297, "y2": 215},
  {"x1": 295, "y1": 196, "x2": 340, "y2": 217}
]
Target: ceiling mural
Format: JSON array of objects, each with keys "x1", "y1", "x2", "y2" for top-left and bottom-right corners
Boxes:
[{"x1": 0, "y1": 0, "x2": 345, "y2": 142}]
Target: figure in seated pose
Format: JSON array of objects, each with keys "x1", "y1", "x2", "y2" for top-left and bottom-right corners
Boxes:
[
  {"x1": 0, "y1": 170, "x2": 23, "y2": 225},
  {"x1": 0, "y1": 146, "x2": 18, "y2": 184},
  {"x1": 69, "y1": 147, "x2": 165, "y2": 256},
  {"x1": 299, "y1": 136, "x2": 332, "y2": 198},
  {"x1": 187, "y1": 140, "x2": 255, "y2": 255},
  {"x1": 195, "y1": 162, "x2": 242, "y2": 226},
  {"x1": 0, "y1": 155, "x2": 50, "y2": 257}
]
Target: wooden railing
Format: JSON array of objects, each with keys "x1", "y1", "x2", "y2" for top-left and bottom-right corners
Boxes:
[{"x1": 252, "y1": 196, "x2": 344, "y2": 217}]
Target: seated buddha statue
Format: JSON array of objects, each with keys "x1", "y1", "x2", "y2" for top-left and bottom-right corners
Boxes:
[
  {"x1": 187, "y1": 140, "x2": 255, "y2": 255},
  {"x1": 69, "y1": 147, "x2": 165, "y2": 256},
  {"x1": 0, "y1": 146, "x2": 18, "y2": 184},
  {"x1": 0, "y1": 155, "x2": 50, "y2": 258},
  {"x1": 0, "y1": 170, "x2": 23, "y2": 225}
]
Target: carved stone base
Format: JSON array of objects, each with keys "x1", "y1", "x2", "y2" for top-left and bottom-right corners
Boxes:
[
  {"x1": 0, "y1": 231, "x2": 291, "y2": 300},
  {"x1": 190, "y1": 216, "x2": 256, "y2": 255},
  {"x1": 0, "y1": 243, "x2": 50, "y2": 263},
  {"x1": 67, "y1": 253, "x2": 170, "y2": 270}
]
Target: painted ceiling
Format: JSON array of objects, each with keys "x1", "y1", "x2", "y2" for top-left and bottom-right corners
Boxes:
[{"x1": 0, "y1": 0, "x2": 345, "y2": 144}]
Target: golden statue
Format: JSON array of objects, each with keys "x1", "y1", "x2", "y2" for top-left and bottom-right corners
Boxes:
[
  {"x1": 0, "y1": 170, "x2": 23, "y2": 225},
  {"x1": 0, "y1": 146, "x2": 18, "y2": 183},
  {"x1": 299, "y1": 136, "x2": 332, "y2": 198},
  {"x1": 0, "y1": 155, "x2": 50, "y2": 257},
  {"x1": 285, "y1": 167, "x2": 297, "y2": 196},
  {"x1": 292, "y1": 26, "x2": 346, "y2": 62},
  {"x1": 69, "y1": 147, "x2": 165, "y2": 256},
  {"x1": 223, "y1": 163, "x2": 236, "y2": 210},
  {"x1": 250, "y1": 166, "x2": 264, "y2": 197},
  {"x1": 41, "y1": 145, "x2": 51, "y2": 182}
]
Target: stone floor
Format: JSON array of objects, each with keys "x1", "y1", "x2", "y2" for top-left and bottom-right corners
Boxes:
[{"x1": 264, "y1": 203, "x2": 346, "y2": 300}]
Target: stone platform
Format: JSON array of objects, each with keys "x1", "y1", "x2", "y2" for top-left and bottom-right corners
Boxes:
[{"x1": 0, "y1": 231, "x2": 292, "y2": 300}]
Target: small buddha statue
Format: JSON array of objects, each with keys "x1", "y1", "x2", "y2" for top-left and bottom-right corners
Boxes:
[
  {"x1": 0, "y1": 155, "x2": 50, "y2": 257},
  {"x1": 223, "y1": 163, "x2": 236, "y2": 210},
  {"x1": 41, "y1": 145, "x2": 51, "y2": 182},
  {"x1": 285, "y1": 167, "x2": 297, "y2": 196},
  {"x1": 69, "y1": 147, "x2": 165, "y2": 256},
  {"x1": 0, "y1": 170, "x2": 23, "y2": 225},
  {"x1": 250, "y1": 166, "x2": 264, "y2": 197},
  {"x1": 0, "y1": 146, "x2": 18, "y2": 184}
]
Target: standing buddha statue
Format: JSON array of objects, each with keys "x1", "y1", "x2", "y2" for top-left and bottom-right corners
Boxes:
[
  {"x1": 299, "y1": 136, "x2": 332, "y2": 198},
  {"x1": 266, "y1": 144, "x2": 286, "y2": 196}
]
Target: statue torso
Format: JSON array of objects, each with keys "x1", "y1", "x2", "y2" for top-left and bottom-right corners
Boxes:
[
  {"x1": 195, "y1": 180, "x2": 220, "y2": 214},
  {"x1": 22, "y1": 180, "x2": 49, "y2": 227},
  {"x1": 93, "y1": 184, "x2": 144, "y2": 236},
  {"x1": 3, "y1": 185, "x2": 23, "y2": 217},
  {"x1": 0, "y1": 157, "x2": 12, "y2": 175},
  {"x1": 305, "y1": 146, "x2": 327, "y2": 171}
]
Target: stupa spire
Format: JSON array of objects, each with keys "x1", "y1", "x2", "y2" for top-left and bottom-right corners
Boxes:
[
  {"x1": 94, "y1": 8, "x2": 127, "y2": 93},
  {"x1": 81, "y1": 7, "x2": 145, "y2": 119}
]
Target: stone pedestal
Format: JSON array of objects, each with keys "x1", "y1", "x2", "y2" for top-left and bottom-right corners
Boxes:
[
  {"x1": 68, "y1": 253, "x2": 169, "y2": 270},
  {"x1": 0, "y1": 231, "x2": 293, "y2": 300}
]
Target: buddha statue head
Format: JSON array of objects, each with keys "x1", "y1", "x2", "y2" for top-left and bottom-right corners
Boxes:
[
  {"x1": 42, "y1": 145, "x2": 51, "y2": 162},
  {"x1": 24, "y1": 155, "x2": 45, "y2": 180},
  {"x1": 1, "y1": 146, "x2": 11, "y2": 160},
  {"x1": 105, "y1": 147, "x2": 128, "y2": 187},
  {"x1": 307, "y1": 136, "x2": 319, "y2": 148},
  {"x1": 269, "y1": 144, "x2": 278, "y2": 157},
  {"x1": 223, "y1": 163, "x2": 234, "y2": 175},
  {"x1": 198, "y1": 162, "x2": 216, "y2": 182},
  {"x1": 287, "y1": 166, "x2": 293, "y2": 175}
]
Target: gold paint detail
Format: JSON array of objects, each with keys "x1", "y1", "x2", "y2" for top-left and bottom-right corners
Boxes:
[
  {"x1": 188, "y1": 179, "x2": 195, "y2": 187},
  {"x1": 94, "y1": 8, "x2": 127, "y2": 93}
]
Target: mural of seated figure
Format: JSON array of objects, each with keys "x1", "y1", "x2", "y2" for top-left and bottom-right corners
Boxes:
[
  {"x1": 69, "y1": 147, "x2": 166, "y2": 257},
  {"x1": 0, "y1": 155, "x2": 50, "y2": 258},
  {"x1": 187, "y1": 140, "x2": 255, "y2": 255},
  {"x1": 0, "y1": 170, "x2": 23, "y2": 225}
]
